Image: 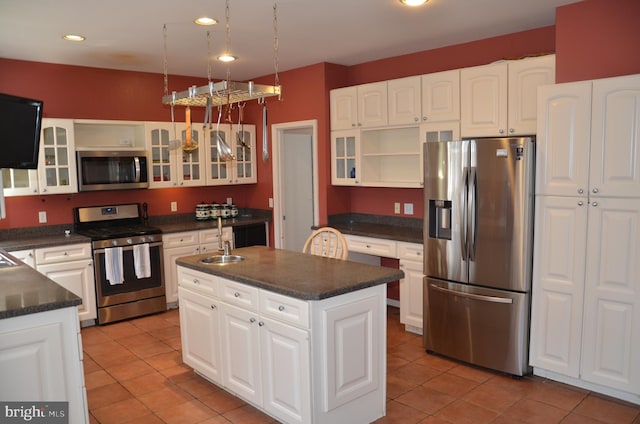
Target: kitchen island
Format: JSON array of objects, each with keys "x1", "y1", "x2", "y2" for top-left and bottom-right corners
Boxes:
[
  {"x1": 0, "y1": 250, "x2": 88, "y2": 424},
  {"x1": 176, "y1": 246, "x2": 404, "y2": 424}
]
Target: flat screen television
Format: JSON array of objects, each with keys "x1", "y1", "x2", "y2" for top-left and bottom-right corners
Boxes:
[{"x1": 0, "y1": 92, "x2": 44, "y2": 169}]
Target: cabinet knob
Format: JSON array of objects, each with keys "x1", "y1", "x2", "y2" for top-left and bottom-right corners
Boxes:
[
  {"x1": 592, "y1": 202, "x2": 598, "y2": 207},
  {"x1": 578, "y1": 201, "x2": 584, "y2": 206},
  {"x1": 278, "y1": 305, "x2": 285, "y2": 312},
  {"x1": 592, "y1": 188, "x2": 599, "y2": 194},
  {"x1": 211, "y1": 304, "x2": 217, "y2": 310},
  {"x1": 578, "y1": 188, "x2": 584, "y2": 194},
  {"x1": 258, "y1": 321, "x2": 264, "y2": 327},
  {"x1": 234, "y1": 292, "x2": 241, "y2": 298},
  {"x1": 193, "y1": 279, "x2": 200, "y2": 285},
  {"x1": 250, "y1": 317, "x2": 256, "y2": 323},
  {"x1": 499, "y1": 129, "x2": 505, "y2": 134},
  {"x1": 414, "y1": 117, "x2": 419, "y2": 122},
  {"x1": 422, "y1": 116, "x2": 428, "y2": 121},
  {"x1": 509, "y1": 128, "x2": 515, "y2": 134}
]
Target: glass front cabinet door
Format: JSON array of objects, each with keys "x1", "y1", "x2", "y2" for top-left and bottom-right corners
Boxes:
[
  {"x1": 38, "y1": 118, "x2": 77, "y2": 194},
  {"x1": 331, "y1": 129, "x2": 360, "y2": 186}
]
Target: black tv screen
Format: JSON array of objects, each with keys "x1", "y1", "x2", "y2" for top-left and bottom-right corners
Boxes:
[{"x1": 0, "y1": 92, "x2": 44, "y2": 169}]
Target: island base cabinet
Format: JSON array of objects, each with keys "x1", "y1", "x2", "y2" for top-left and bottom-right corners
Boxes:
[{"x1": 0, "y1": 307, "x2": 88, "y2": 424}]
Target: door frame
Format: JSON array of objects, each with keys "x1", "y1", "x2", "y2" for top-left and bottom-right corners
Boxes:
[{"x1": 271, "y1": 120, "x2": 319, "y2": 249}]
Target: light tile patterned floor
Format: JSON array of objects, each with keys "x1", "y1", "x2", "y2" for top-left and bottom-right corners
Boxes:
[{"x1": 82, "y1": 307, "x2": 640, "y2": 423}]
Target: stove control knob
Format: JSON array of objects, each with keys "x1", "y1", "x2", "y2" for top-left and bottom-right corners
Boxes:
[
  {"x1": 111, "y1": 240, "x2": 118, "y2": 246},
  {"x1": 127, "y1": 238, "x2": 133, "y2": 245},
  {"x1": 141, "y1": 237, "x2": 146, "y2": 243}
]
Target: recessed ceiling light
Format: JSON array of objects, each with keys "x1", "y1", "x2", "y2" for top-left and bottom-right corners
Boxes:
[
  {"x1": 400, "y1": 0, "x2": 428, "y2": 6},
  {"x1": 217, "y1": 54, "x2": 237, "y2": 62},
  {"x1": 63, "y1": 34, "x2": 85, "y2": 41},
  {"x1": 194, "y1": 17, "x2": 218, "y2": 26}
]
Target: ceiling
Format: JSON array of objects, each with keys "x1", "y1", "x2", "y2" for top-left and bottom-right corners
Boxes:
[{"x1": 0, "y1": 0, "x2": 578, "y2": 83}]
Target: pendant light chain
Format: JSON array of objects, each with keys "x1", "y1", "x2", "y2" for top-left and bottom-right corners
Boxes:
[
  {"x1": 273, "y1": 1, "x2": 280, "y2": 88},
  {"x1": 225, "y1": 0, "x2": 232, "y2": 85},
  {"x1": 207, "y1": 30, "x2": 212, "y2": 83}
]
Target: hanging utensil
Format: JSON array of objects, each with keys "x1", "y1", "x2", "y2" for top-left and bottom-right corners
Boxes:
[
  {"x1": 262, "y1": 100, "x2": 269, "y2": 163},
  {"x1": 237, "y1": 102, "x2": 250, "y2": 150},
  {"x1": 182, "y1": 106, "x2": 198, "y2": 151},
  {"x1": 216, "y1": 104, "x2": 234, "y2": 161},
  {"x1": 168, "y1": 103, "x2": 181, "y2": 150}
]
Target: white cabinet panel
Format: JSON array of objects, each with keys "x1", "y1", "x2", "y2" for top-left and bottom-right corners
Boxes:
[
  {"x1": 330, "y1": 86, "x2": 358, "y2": 130},
  {"x1": 421, "y1": 69, "x2": 460, "y2": 123},
  {"x1": 398, "y1": 242, "x2": 424, "y2": 334},
  {"x1": 38, "y1": 260, "x2": 96, "y2": 322},
  {"x1": 388, "y1": 76, "x2": 421, "y2": 125},
  {"x1": 357, "y1": 82, "x2": 388, "y2": 128},
  {"x1": 461, "y1": 62, "x2": 508, "y2": 137}
]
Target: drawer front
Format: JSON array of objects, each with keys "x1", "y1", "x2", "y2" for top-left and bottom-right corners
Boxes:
[
  {"x1": 345, "y1": 235, "x2": 398, "y2": 258},
  {"x1": 259, "y1": 290, "x2": 309, "y2": 329},
  {"x1": 163, "y1": 231, "x2": 199, "y2": 249},
  {"x1": 177, "y1": 266, "x2": 218, "y2": 297},
  {"x1": 219, "y1": 278, "x2": 259, "y2": 311},
  {"x1": 35, "y1": 243, "x2": 92, "y2": 264},
  {"x1": 199, "y1": 228, "x2": 233, "y2": 245},
  {"x1": 397, "y1": 242, "x2": 423, "y2": 261}
]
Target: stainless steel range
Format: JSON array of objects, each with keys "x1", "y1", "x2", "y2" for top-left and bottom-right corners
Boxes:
[{"x1": 74, "y1": 203, "x2": 165, "y2": 325}]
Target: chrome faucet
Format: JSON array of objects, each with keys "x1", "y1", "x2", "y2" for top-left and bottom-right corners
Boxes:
[
  {"x1": 223, "y1": 240, "x2": 231, "y2": 256},
  {"x1": 217, "y1": 216, "x2": 224, "y2": 252}
]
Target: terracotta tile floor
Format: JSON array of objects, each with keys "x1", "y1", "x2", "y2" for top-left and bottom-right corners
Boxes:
[{"x1": 82, "y1": 307, "x2": 640, "y2": 423}]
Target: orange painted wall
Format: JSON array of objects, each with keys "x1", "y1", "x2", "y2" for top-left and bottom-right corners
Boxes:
[{"x1": 555, "y1": 0, "x2": 640, "y2": 83}]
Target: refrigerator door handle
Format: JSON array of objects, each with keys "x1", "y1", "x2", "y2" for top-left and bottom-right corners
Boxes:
[
  {"x1": 468, "y1": 166, "x2": 477, "y2": 261},
  {"x1": 461, "y1": 166, "x2": 469, "y2": 259},
  {"x1": 430, "y1": 283, "x2": 513, "y2": 304}
]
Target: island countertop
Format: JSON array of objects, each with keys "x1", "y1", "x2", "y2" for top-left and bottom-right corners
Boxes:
[{"x1": 176, "y1": 245, "x2": 404, "y2": 301}]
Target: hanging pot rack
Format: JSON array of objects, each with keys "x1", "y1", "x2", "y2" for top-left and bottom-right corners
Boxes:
[{"x1": 162, "y1": 0, "x2": 282, "y2": 109}]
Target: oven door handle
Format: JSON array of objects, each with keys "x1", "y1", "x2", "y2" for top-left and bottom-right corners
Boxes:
[
  {"x1": 134, "y1": 156, "x2": 141, "y2": 183},
  {"x1": 94, "y1": 241, "x2": 163, "y2": 253}
]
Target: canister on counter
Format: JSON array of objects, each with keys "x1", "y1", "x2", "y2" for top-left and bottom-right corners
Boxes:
[
  {"x1": 221, "y1": 204, "x2": 231, "y2": 218},
  {"x1": 230, "y1": 204, "x2": 239, "y2": 218},
  {"x1": 211, "y1": 203, "x2": 221, "y2": 219},
  {"x1": 195, "y1": 203, "x2": 210, "y2": 221}
]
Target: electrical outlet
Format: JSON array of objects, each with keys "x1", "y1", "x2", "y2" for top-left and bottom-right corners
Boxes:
[
  {"x1": 226, "y1": 197, "x2": 233, "y2": 205},
  {"x1": 394, "y1": 202, "x2": 401, "y2": 214},
  {"x1": 269, "y1": 197, "x2": 274, "y2": 208},
  {"x1": 404, "y1": 203, "x2": 414, "y2": 215},
  {"x1": 38, "y1": 211, "x2": 47, "y2": 223},
  {"x1": 170, "y1": 201, "x2": 178, "y2": 212}
]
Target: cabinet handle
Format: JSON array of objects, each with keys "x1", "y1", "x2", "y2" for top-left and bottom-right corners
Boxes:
[
  {"x1": 499, "y1": 129, "x2": 505, "y2": 134},
  {"x1": 64, "y1": 252, "x2": 68, "y2": 256},
  {"x1": 414, "y1": 117, "x2": 419, "y2": 122},
  {"x1": 592, "y1": 188, "x2": 599, "y2": 194},
  {"x1": 509, "y1": 128, "x2": 515, "y2": 134},
  {"x1": 278, "y1": 305, "x2": 285, "y2": 312},
  {"x1": 258, "y1": 321, "x2": 264, "y2": 327},
  {"x1": 578, "y1": 188, "x2": 584, "y2": 194},
  {"x1": 250, "y1": 317, "x2": 256, "y2": 323},
  {"x1": 422, "y1": 116, "x2": 428, "y2": 121},
  {"x1": 578, "y1": 201, "x2": 584, "y2": 206},
  {"x1": 211, "y1": 304, "x2": 217, "y2": 310},
  {"x1": 234, "y1": 292, "x2": 241, "y2": 298},
  {"x1": 193, "y1": 279, "x2": 200, "y2": 285},
  {"x1": 592, "y1": 202, "x2": 598, "y2": 207}
]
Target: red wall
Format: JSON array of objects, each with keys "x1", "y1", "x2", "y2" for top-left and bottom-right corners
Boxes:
[{"x1": 555, "y1": 0, "x2": 640, "y2": 83}]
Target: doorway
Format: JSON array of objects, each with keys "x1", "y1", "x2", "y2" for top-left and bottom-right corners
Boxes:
[{"x1": 272, "y1": 120, "x2": 318, "y2": 251}]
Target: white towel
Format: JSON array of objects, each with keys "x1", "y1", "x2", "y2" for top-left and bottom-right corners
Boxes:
[
  {"x1": 133, "y1": 243, "x2": 151, "y2": 279},
  {"x1": 104, "y1": 247, "x2": 124, "y2": 285}
]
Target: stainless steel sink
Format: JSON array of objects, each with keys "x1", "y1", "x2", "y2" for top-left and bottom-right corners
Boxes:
[
  {"x1": 200, "y1": 255, "x2": 245, "y2": 265},
  {"x1": 0, "y1": 252, "x2": 18, "y2": 268}
]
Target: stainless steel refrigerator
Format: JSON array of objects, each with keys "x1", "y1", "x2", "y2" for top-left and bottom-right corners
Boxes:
[{"x1": 423, "y1": 137, "x2": 535, "y2": 376}]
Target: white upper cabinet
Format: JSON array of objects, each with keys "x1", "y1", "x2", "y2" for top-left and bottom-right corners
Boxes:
[
  {"x1": 2, "y1": 168, "x2": 39, "y2": 196},
  {"x1": 330, "y1": 86, "x2": 358, "y2": 130},
  {"x1": 590, "y1": 74, "x2": 640, "y2": 198},
  {"x1": 535, "y1": 81, "x2": 592, "y2": 197},
  {"x1": 38, "y1": 118, "x2": 78, "y2": 194},
  {"x1": 461, "y1": 55, "x2": 555, "y2": 137},
  {"x1": 388, "y1": 76, "x2": 421, "y2": 125},
  {"x1": 461, "y1": 62, "x2": 508, "y2": 137},
  {"x1": 330, "y1": 82, "x2": 388, "y2": 130},
  {"x1": 145, "y1": 121, "x2": 207, "y2": 189},
  {"x1": 421, "y1": 69, "x2": 460, "y2": 123},
  {"x1": 205, "y1": 124, "x2": 257, "y2": 186}
]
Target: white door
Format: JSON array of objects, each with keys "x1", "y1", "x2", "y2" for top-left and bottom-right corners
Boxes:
[
  {"x1": 272, "y1": 120, "x2": 319, "y2": 251},
  {"x1": 260, "y1": 317, "x2": 310, "y2": 424},
  {"x1": 38, "y1": 259, "x2": 96, "y2": 322},
  {"x1": 535, "y1": 81, "x2": 592, "y2": 197},
  {"x1": 529, "y1": 195, "x2": 588, "y2": 378},
  {"x1": 178, "y1": 287, "x2": 224, "y2": 384},
  {"x1": 581, "y1": 197, "x2": 640, "y2": 394}
]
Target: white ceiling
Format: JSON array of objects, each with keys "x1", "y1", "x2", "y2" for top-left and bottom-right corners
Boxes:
[{"x1": 0, "y1": 0, "x2": 578, "y2": 82}]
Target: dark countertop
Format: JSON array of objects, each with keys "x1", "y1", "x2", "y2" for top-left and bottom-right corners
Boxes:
[
  {"x1": 324, "y1": 213, "x2": 423, "y2": 244},
  {"x1": 0, "y1": 251, "x2": 82, "y2": 320},
  {"x1": 155, "y1": 214, "x2": 271, "y2": 234},
  {"x1": 1, "y1": 233, "x2": 91, "y2": 252},
  {"x1": 176, "y1": 245, "x2": 404, "y2": 300}
]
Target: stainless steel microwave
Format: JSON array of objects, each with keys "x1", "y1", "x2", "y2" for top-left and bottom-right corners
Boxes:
[{"x1": 76, "y1": 150, "x2": 149, "y2": 192}]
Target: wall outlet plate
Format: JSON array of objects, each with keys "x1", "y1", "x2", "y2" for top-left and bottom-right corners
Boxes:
[
  {"x1": 404, "y1": 203, "x2": 414, "y2": 215},
  {"x1": 394, "y1": 202, "x2": 401, "y2": 214},
  {"x1": 170, "y1": 201, "x2": 178, "y2": 212},
  {"x1": 38, "y1": 211, "x2": 47, "y2": 223}
]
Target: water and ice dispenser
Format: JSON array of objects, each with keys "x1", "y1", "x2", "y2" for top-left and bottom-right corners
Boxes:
[{"x1": 428, "y1": 200, "x2": 452, "y2": 240}]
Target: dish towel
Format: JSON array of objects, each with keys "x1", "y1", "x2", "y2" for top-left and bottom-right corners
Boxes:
[
  {"x1": 104, "y1": 247, "x2": 124, "y2": 285},
  {"x1": 133, "y1": 243, "x2": 151, "y2": 279}
]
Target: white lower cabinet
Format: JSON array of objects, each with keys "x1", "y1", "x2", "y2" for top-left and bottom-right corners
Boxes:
[
  {"x1": 178, "y1": 266, "x2": 386, "y2": 424},
  {"x1": 35, "y1": 243, "x2": 96, "y2": 322},
  {"x1": 398, "y1": 242, "x2": 424, "y2": 334},
  {"x1": 0, "y1": 307, "x2": 88, "y2": 423}
]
